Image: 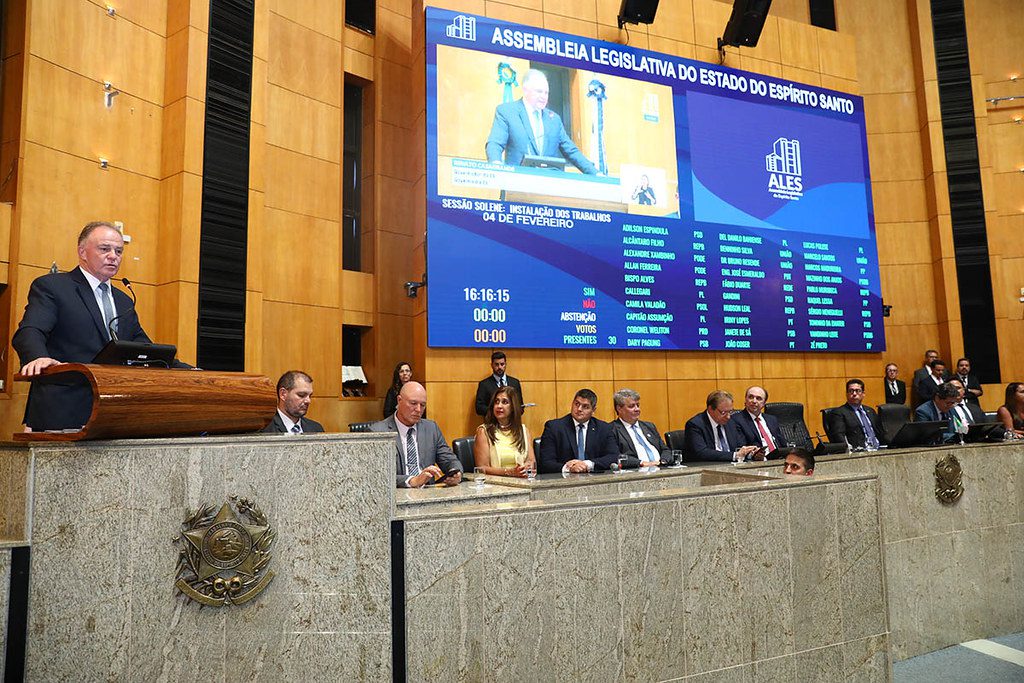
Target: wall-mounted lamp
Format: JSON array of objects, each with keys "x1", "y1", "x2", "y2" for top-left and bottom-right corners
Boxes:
[
  {"x1": 1015, "y1": 116, "x2": 1023, "y2": 124},
  {"x1": 99, "y1": 157, "x2": 109, "y2": 169},
  {"x1": 103, "y1": 81, "x2": 120, "y2": 108},
  {"x1": 106, "y1": 5, "x2": 116, "y2": 17},
  {"x1": 1011, "y1": 74, "x2": 1020, "y2": 82}
]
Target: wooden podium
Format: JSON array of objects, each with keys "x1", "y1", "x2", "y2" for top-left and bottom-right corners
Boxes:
[{"x1": 13, "y1": 363, "x2": 276, "y2": 441}]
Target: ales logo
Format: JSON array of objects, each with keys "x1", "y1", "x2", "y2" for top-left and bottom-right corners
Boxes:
[
  {"x1": 445, "y1": 15, "x2": 476, "y2": 41},
  {"x1": 765, "y1": 137, "x2": 803, "y2": 201}
]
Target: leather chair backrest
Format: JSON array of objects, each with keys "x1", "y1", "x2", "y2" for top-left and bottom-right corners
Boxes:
[
  {"x1": 452, "y1": 436, "x2": 476, "y2": 473},
  {"x1": 348, "y1": 421, "x2": 374, "y2": 433},
  {"x1": 664, "y1": 429, "x2": 686, "y2": 452},
  {"x1": 876, "y1": 403, "x2": 911, "y2": 443},
  {"x1": 764, "y1": 401, "x2": 813, "y2": 450}
]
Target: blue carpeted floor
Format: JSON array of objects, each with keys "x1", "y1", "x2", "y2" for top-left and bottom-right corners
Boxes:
[{"x1": 894, "y1": 633, "x2": 1024, "y2": 682}]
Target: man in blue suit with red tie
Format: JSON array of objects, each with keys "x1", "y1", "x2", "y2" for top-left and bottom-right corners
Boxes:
[{"x1": 485, "y1": 69, "x2": 598, "y2": 175}]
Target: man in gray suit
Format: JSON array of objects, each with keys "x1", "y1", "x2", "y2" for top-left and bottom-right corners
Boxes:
[{"x1": 370, "y1": 381, "x2": 462, "y2": 488}]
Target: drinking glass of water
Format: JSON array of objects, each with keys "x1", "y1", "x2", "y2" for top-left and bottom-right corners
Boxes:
[{"x1": 473, "y1": 467, "x2": 486, "y2": 488}]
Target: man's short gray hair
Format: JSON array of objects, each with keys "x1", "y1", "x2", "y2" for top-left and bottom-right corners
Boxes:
[
  {"x1": 613, "y1": 388, "x2": 640, "y2": 408},
  {"x1": 522, "y1": 69, "x2": 548, "y2": 89}
]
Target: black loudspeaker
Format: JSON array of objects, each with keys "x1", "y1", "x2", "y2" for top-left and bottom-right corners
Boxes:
[
  {"x1": 617, "y1": 0, "x2": 660, "y2": 28},
  {"x1": 720, "y1": 0, "x2": 774, "y2": 48}
]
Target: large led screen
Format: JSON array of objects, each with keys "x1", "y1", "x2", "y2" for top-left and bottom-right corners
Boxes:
[{"x1": 425, "y1": 8, "x2": 884, "y2": 352}]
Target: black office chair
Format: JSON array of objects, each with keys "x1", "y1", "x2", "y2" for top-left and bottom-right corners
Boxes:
[
  {"x1": 982, "y1": 411, "x2": 999, "y2": 424},
  {"x1": 533, "y1": 436, "x2": 542, "y2": 455},
  {"x1": 664, "y1": 429, "x2": 686, "y2": 452},
  {"x1": 452, "y1": 436, "x2": 476, "y2": 473},
  {"x1": 876, "y1": 403, "x2": 911, "y2": 444},
  {"x1": 764, "y1": 401, "x2": 813, "y2": 450},
  {"x1": 820, "y1": 407, "x2": 840, "y2": 443},
  {"x1": 348, "y1": 421, "x2": 374, "y2": 433}
]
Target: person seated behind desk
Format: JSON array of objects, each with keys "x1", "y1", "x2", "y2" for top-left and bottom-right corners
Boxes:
[
  {"x1": 473, "y1": 385, "x2": 536, "y2": 477},
  {"x1": 538, "y1": 388, "x2": 618, "y2": 474},
  {"x1": 827, "y1": 379, "x2": 886, "y2": 450},
  {"x1": 609, "y1": 388, "x2": 671, "y2": 467},
  {"x1": 996, "y1": 382, "x2": 1024, "y2": 439},
  {"x1": 682, "y1": 390, "x2": 761, "y2": 463},
  {"x1": 914, "y1": 381, "x2": 961, "y2": 443}
]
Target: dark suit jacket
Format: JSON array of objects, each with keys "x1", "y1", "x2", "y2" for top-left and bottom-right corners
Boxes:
[
  {"x1": 883, "y1": 379, "x2": 907, "y2": 405},
  {"x1": 730, "y1": 410, "x2": 788, "y2": 455},
  {"x1": 474, "y1": 375, "x2": 524, "y2": 417},
  {"x1": 538, "y1": 415, "x2": 618, "y2": 473},
  {"x1": 682, "y1": 412, "x2": 745, "y2": 462},
  {"x1": 610, "y1": 419, "x2": 671, "y2": 466},
  {"x1": 914, "y1": 374, "x2": 946, "y2": 405},
  {"x1": 485, "y1": 100, "x2": 597, "y2": 174},
  {"x1": 827, "y1": 403, "x2": 886, "y2": 448},
  {"x1": 12, "y1": 268, "x2": 154, "y2": 430},
  {"x1": 369, "y1": 415, "x2": 462, "y2": 487},
  {"x1": 262, "y1": 412, "x2": 325, "y2": 434},
  {"x1": 955, "y1": 373, "x2": 983, "y2": 406},
  {"x1": 914, "y1": 400, "x2": 957, "y2": 441}
]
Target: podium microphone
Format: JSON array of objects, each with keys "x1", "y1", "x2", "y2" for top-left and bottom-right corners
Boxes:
[{"x1": 107, "y1": 277, "x2": 138, "y2": 342}]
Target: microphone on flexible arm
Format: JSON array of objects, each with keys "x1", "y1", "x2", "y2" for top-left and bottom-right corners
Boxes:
[{"x1": 106, "y1": 277, "x2": 137, "y2": 342}]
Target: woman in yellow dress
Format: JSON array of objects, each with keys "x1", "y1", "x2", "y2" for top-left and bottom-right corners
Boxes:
[{"x1": 472, "y1": 385, "x2": 536, "y2": 477}]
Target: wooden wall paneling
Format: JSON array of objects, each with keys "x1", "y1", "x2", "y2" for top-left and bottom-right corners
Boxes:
[
  {"x1": 345, "y1": 26, "x2": 375, "y2": 59},
  {"x1": 245, "y1": 188, "x2": 265, "y2": 295},
  {"x1": 250, "y1": 58, "x2": 267, "y2": 127},
  {"x1": 664, "y1": 378, "x2": 718, "y2": 431},
  {"x1": 762, "y1": 0, "x2": 809, "y2": 25},
  {"x1": 554, "y1": 349, "x2": 613, "y2": 382},
  {"x1": 166, "y1": 0, "x2": 209, "y2": 35},
  {"x1": 923, "y1": 123, "x2": 945, "y2": 175},
  {"x1": 835, "y1": 0, "x2": 914, "y2": 95},
  {"x1": 374, "y1": 230, "x2": 415, "y2": 315},
  {"x1": 985, "y1": 119, "x2": 1024, "y2": 174},
  {"x1": 878, "y1": 263, "x2": 939, "y2": 325},
  {"x1": 691, "y1": 0, "x2": 733, "y2": 51},
  {"x1": 716, "y1": 353, "x2": 762, "y2": 381},
  {"x1": 422, "y1": 0, "x2": 485, "y2": 15},
  {"x1": 16, "y1": 143, "x2": 160, "y2": 271},
  {"x1": 992, "y1": 171, "x2": 1024, "y2": 217},
  {"x1": 345, "y1": 47, "x2": 375, "y2": 80},
  {"x1": 163, "y1": 26, "x2": 208, "y2": 105},
  {"x1": 863, "y1": 92, "x2": 921, "y2": 135},
  {"x1": 665, "y1": 351, "x2": 716, "y2": 379},
  {"x1": 512, "y1": 349, "x2": 557, "y2": 381},
  {"x1": 377, "y1": 122, "x2": 414, "y2": 182},
  {"x1": 154, "y1": 280, "x2": 199, "y2": 363},
  {"x1": 871, "y1": 179, "x2": 929, "y2": 224},
  {"x1": 874, "y1": 222, "x2": 931, "y2": 266},
  {"x1": 30, "y1": 0, "x2": 165, "y2": 105},
  {"x1": 336, "y1": 397, "x2": 386, "y2": 430},
  {"x1": 249, "y1": 120, "x2": 266, "y2": 193},
  {"x1": 262, "y1": 209, "x2": 339, "y2": 307},
  {"x1": 542, "y1": 15, "x2": 599, "y2": 41},
  {"x1": 522, "y1": 379, "x2": 557, "y2": 446},
  {"x1": 23, "y1": 58, "x2": 161, "y2": 179},
  {"x1": 261, "y1": 299, "x2": 342, "y2": 398},
  {"x1": 995, "y1": 317, "x2": 1024, "y2": 384},
  {"x1": 342, "y1": 270, "x2": 375, "y2": 314},
  {"x1": 647, "y1": 37, "x2": 695, "y2": 62},
  {"x1": 760, "y1": 376, "x2": 807, "y2": 409},
  {"x1": 543, "y1": 0, "x2": 597, "y2": 22},
  {"x1": 267, "y1": 13, "x2": 342, "y2": 105},
  {"x1": 816, "y1": 25, "x2": 856, "y2": 80},
  {"x1": 737, "y1": 56, "x2": 784, "y2": 79},
  {"x1": 988, "y1": 214, "x2": 1024, "y2": 259},
  {"x1": 484, "y1": 2, "x2": 544, "y2": 29},
  {"x1": 381, "y1": 0, "x2": 412, "y2": 19},
  {"x1": 844, "y1": 353, "x2": 882, "y2": 382},
  {"x1": 0, "y1": 203, "x2": 10, "y2": 268},
  {"x1": 644, "y1": 0, "x2": 695, "y2": 44},
  {"x1": 424, "y1": 380, "x2": 481, "y2": 442},
  {"x1": 377, "y1": 7, "x2": 413, "y2": 67},
  {"x1": 803, "y1": 375, "x2": 848, "y2": 429},
  {"x1": 802, "y1": 352, "x2": 842, "y2": 379},
  {"x1": 992, "y1": 255, "x2": 1024, "y2": 322},
  {"x1": 265, "y1": 86, "x2": 341, "y2": 163},
  {"x1": 159, "y1": 96, "x2": 205, "y2": 178},
  {"x1": 881, "y1": 323, "x2": 941, "y2": 374},
  {"x1": 761, "y1": 351, "x2": 805, "y2": 379},
  {"x1": 376, "y1": 176, "x2": 414, "y2": 236},
  {"x1": 777, "y1": 17, "x2": 819, "y2": 71},
  {"x1": 612, "y1": 351, "x2": 667, "y2": 381},
  {"x1": 157, "y1": 171, "x2": 202, "y2": 283},
  {"x1": 263, "y1": 146, "x2": 340, "y2": 220},
  {"x1": 266, "y1": 0, "x2": 342, "y2": 40},
  {"x1": 424, "y1": 347, "x2": 488, "y2": 382},
  {"x1": 867, "y1": 132, "x2": 926, "y2": 183},
  {"x1": 372, "y1": 312, "x2": 414, "y2": 389},
  {"x1": 780, "y1": 66, "x2": 821, "y2": 87},
  {"x1": 378, "y1": 60, "x2": 412, "y2": 130}
]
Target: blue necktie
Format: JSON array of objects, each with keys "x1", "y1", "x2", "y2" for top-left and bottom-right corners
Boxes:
[
  {"x1": 577, "y1": 423, "x2": 585, "y2": 459},
  {"x1": 856, "y1": 407, "x2": 879, "y2": 448},
  {"x1": 717, "y1": 424, "x2": 729, "y2": 452},
  {"x1": 291, "y1": 423, "x2": 301, "y2": 434},
  {"x1": 632, "y1": 423, "x2": 657, "y2": 461}
]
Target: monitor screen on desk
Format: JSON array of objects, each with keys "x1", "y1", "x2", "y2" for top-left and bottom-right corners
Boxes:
[{"x1": 424, "y1": 8, "x2": 883, "y2": 352}]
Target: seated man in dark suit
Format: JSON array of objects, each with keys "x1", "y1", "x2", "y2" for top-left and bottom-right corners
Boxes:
[
  {"x1": 914, "y1": 381, "x2": 961, "y2": 442},
  {"x1": 883, "y1": 363, "x2": 907, "y2": 404},
  {"x1": 731, "y1": 385, "x2": 788, "y2": 458},
  {"x1": 538, "y1": 388, "x2": 618, "y2": 474},
  {"x1": 954, "y1": 357, "x2": 984, "y2": 407},
  {"x1": 827, "y1": 379, "x2": 885, "y2": 449},
  {"x1": 485, "y1": 69, "x2": 597, "y2": 175},
  {"x1": 609, "y1": 388, "x2": 671, "y2": 467},
  {"x1": 947, "y1": 378, "x2": 986, "y2": 426},
  {"x1": 263, "y1": 370, "x2": 325, "y2": 434},
  {"x1": 682, "y1": 390, "x2": 761, "y2": 463},
  {"x1": 370, "y1": 382, "x2": 462, "y2": 488},
  {"x1": 914, "y1": 359, "x2": 948, "y2": 405},
  {"x1": 474, "y1": 350, "x2": 524, "y2": 417}
]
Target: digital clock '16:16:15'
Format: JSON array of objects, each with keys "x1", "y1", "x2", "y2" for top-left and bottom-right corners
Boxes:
[{"x1": 463, "y1": 288, "x2": 510, "y2": 302}]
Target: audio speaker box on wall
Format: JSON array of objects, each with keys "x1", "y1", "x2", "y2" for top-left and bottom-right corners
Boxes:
[
  {"x1": 721, "y1": 0, "x2": 774, "y2": 48},
  {"x1": 617, "y1": 0, "x2": 660, "y2": 27}
]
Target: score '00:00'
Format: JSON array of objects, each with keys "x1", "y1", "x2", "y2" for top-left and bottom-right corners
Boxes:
[{"x1": 473, "y1": 328, "x2": 507, "y2": 343}]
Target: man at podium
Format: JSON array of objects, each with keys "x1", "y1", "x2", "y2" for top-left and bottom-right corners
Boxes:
[
  {"x1": 484, "y1": 69, "x2": 597, "y2": 175},
  {"x1": 12, "y1": 221, "x2": 169, "y2": 431}
]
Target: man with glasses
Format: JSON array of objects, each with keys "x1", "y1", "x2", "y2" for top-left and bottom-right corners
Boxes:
[
  {"x1": 682, "y1": 390, "x2": 761, "y2": 463},
  {"x1": 827, "y1": 379, "x2": 886, "y2": 450}
]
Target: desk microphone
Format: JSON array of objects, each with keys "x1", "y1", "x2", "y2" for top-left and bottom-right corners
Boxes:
[{"x1": 107, "y1": 278, "x2": 137, "y2": 341}]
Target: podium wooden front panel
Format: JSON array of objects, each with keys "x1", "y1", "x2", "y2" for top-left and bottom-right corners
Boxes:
[{"x1": 13, "y1": 364, "x2": 276, "y2": 441}]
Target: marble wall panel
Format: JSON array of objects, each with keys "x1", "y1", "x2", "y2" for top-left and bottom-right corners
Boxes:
[
  {"x1": 404, "y1": 476, "x2": 889, "y2": 681},
  {"x1": 21, "y1": 435, "x2": 395, "y2": 682},
  {"x1": 0, "y1": 447, "x2": 29, "y2": 540}
]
